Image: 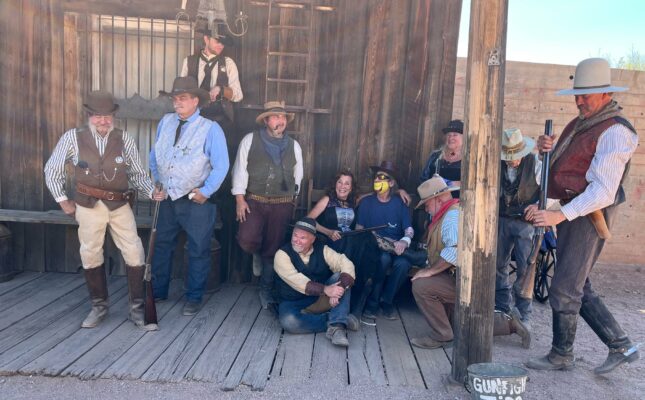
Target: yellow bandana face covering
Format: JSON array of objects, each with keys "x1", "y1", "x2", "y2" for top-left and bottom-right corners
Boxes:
[{"x1": 373, "y1": 181, "x2": 390, "y2": 193}]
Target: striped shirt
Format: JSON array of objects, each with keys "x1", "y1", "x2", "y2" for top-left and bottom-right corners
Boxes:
[
  {"x1": 440, "y1": 209, "x2": 459, "y2": 266},
  {"x1": 44, "y1": 126, "x2": 155, "y2": 202},
  {"x1": 560, "y1": 123, "x2": 639, "y2": 221}
]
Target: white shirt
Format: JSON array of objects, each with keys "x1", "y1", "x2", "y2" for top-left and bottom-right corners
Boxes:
[
  {"x1": 560, "y1": 123, "x2": 638, "y2": 220},
  {"x1": 231, "y1": 132, "x2": 304, "y2": 196},
  {"x1": 180, "y1": 54, "x2": 243, "y2": 102}
]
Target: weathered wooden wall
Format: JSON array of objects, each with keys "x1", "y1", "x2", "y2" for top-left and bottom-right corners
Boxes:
[
  {"x1": 453, "y1": 58, "x2": 645, "y2": 266},
  {"x1": 0, "y1": 0, "x2": 463, "y2": 276}
]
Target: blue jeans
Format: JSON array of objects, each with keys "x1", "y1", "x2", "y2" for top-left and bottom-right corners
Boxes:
[
  {"x1": 152, "y1": 197, "x2": 216, "y2": 304},
  {"x1": 365, "y1": 251, "x2": 412, "y2": 312},
  {"x1": 278, "y1": 274, "x2": 351, "y2": 334},
  {"x1": 495, "y1": 216, "x2": 535, "y2": 320}
]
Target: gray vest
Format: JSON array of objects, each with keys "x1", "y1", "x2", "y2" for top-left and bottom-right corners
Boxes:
[{"x1": 247, "y1": 131, "x2": 297, "y2": 197}]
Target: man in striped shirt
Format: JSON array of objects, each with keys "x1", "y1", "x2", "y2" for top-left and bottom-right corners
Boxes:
[
  {"x1": 526, "y1": 58, "x2": 639, "y2": 374},
  {"x1": 44, "y1": 90, "x2": 159, "y2": 331}
]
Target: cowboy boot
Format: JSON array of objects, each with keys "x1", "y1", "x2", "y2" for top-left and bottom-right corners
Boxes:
[
  {"x1": 258, "y1": 258, "x2": 277, "y2": 309},
  {"x1": 126, "y1": 265, "x2": 159, "y2": 331},
  {"x1": 82, "y1": 265, "x2": 109, "y2": 328},
  {"x1": 525, "y1": 311, "x2": 577, "y2": 371},
  {"x1": 493, "y1": 309, "x2": 531, "y2": 349},
  {"x1": 580, "y1": 295, "x2": 639, "y2": 374}
]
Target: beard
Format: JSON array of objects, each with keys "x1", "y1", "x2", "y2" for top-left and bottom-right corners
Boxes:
[
  {"x1": 89, "y1": 121, "x2": 113, "y2": 135},
  {"x1": 291, "y1": 243, "x2": 307, "y2": 254}
]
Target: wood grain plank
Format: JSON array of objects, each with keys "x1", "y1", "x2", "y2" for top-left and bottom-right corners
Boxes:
[
  {"x1": 186, "y1": 287, "x2": 261, "y2": 383},
  {"x1": 0, "y1": 277, "x2": 126, "y2": 374},
  {"x1": 309, "y1": 331, "x2": 347, "y2": 386},
  {"x1": 61, "y1": 279, "x2": 184, "y2": 379},
  {"x1": 141, "y1": 285, "x2": 244, "y2": 383},
  {"x1": 0, "y1": 273, "x2": 85, "y2": 331},
  {"x1": 0, "y1": 271, "x2": 43, "y2": 296},
  {"x1": 222, "y1": 308, "x2": 282, "y2": 391},
  {"x1": 377, "y1": 307, "x2": 425, "y2": 388},
  {"x1": 398, "y1": 304, "x2": 451, "y2": 392},
  {"x1": 347, "y1": 324, "x2": 387, "y2": 386},
  {"x1": 271, "y1": 332, "x2": 314, "y2": 381}
]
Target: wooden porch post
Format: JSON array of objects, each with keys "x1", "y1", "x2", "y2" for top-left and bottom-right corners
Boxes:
[{"x1": 451, "y1": 0, "x2": 508, "y2": 382}]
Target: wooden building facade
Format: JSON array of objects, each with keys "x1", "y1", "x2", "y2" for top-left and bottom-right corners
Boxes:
[{"x1": 0, "y1": 0, "x2": 462, "y2": 278}]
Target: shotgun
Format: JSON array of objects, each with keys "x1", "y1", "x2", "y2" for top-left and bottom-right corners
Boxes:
[
  {"x1": 144, "y1": 184, "x2": 162, "y2": 325},
  {"x1": 524, "y1": 119, "x2": 553, "y2": 295}
]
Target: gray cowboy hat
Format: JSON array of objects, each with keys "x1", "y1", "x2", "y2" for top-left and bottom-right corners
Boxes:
[
  {"x1": 255, "y1": 100, "x2": 295, "y2": 125},
  {"x1": 83, "y1": 90, "x2": 119, "y2": 115},
  {"x1": 557, "y1": 58, "x2": 628, "y2": 96},
  {"x1": 159, "y1": 76, "x2": 210, "y2": 107},
  {"x1": 415, "y1": 174, "x2": 460, "y2": 209}
]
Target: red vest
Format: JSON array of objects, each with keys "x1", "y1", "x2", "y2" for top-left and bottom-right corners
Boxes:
[{"x1": 548, "y1": 117, "x2": 623, "y2": 200}]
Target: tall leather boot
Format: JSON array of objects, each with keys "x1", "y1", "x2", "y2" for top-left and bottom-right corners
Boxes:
[
  {"x1": 580, "y1": 295, "x2": 639, "y2": 374},
  {"x1": 126, "y1": 265, "x2": 159, "y2": 331},
  {"x1": 493, "y1": 309, "x2": 531, "y2": 349},
  {"x1": 525, "y1": 311, "x2": 577, "y2": 370},
  {"x1": 82, "y1": 265, "x2": 109, "y2": 328},
  {"x1": 258, "y1": 258, "x2": 277, "y2": 310}
]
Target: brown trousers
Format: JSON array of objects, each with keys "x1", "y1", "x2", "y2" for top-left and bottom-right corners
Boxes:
[{"x1": 236, "y1": 198, "x2": 294, "y2": 259}]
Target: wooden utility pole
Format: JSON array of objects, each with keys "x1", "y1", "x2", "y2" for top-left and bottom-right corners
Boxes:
[{"x1": 451, "y1": 0, "x2": 508, "y2": 383}]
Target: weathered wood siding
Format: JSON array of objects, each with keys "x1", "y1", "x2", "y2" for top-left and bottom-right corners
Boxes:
[{"x1": 453, "y1": 58, "x2": 645, "y2": 266}]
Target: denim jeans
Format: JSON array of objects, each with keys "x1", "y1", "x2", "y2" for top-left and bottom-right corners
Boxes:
[
  {"x1": 152, "y1": 197, "x2": 216, "y2": 304},
  {"x1": 365, "y1": 251, "x2": 412, "y2": 313},
  {"x1": 495, "y1": 216, "x2": 535, "y2": 320},
  {"x1": 278, "y1": 273, "x2": 351, "y2": 334}
]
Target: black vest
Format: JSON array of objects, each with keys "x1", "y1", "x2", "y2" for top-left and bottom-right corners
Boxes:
[
  {"x1": 186, "y1": 54, "x2": 230, "y2": 122},
  {"x1": 499, "y1": 154, "x2": 540, "y2": 218},
  {"x1": 276, "y1": 242, "x2": 332, "y2": 302}
]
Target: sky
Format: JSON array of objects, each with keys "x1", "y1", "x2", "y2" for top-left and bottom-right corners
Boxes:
[{"x1": 457, "y1": 0, "x2": 645, "y2": 66}]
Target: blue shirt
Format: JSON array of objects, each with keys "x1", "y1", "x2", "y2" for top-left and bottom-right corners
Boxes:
[
  {"x1": 150, "y1": 109, "x2": 229, "y2": 198},
  {"x1": 356, "y1": 194, "x2": 412, "y2": 240}
]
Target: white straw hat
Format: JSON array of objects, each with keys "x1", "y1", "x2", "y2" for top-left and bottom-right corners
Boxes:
[
  {"x1": 501, "y1": 128, "x2": 535, "y2": 161},
  {"x1": 557, "y1": 58, "x2": 628, "y2": 96}
]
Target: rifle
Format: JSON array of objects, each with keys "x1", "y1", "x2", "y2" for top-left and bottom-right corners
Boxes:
[
  {"x1": 143, "y1": 184, "x2": 162, "y2": 325},
  {"x1": 524, "y1": 120, "x2": 553, "y2": 296},
  {"x1": 340, "y1": 224, "x2": 388, "y2": 237}
]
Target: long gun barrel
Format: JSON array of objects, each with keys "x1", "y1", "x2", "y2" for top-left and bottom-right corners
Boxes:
[{"x1": 143, "y1": 184, "x2": 162, "y2": 325}]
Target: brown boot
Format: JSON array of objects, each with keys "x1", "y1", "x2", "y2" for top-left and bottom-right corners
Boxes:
[
  {"x1": 82, "y1": 265, "x2": 109, "y2": 328},
  {"x1": 126, "y1": 265, "x2": 158, "y2": 331},
  {"x1": 526, "y1": 311, "x2": 577, "y2": 371}
]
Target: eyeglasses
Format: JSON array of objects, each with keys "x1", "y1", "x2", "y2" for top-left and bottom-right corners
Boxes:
[{"x1": 375, "y1": 173, "x2": 391, "y2": 180}]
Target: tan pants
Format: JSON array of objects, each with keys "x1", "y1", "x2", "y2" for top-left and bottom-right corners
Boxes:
[
  {"x1": 75, "y1": 200, "x2": 145, "y2": 269},
  {"x1": 412, "y1": 271, "x2": 456, "y2": 342}
]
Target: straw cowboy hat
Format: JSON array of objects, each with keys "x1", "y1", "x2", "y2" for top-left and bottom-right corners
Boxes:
[
  {"x1": 415, "y1": 174, "x2": 460, "y2": 209},
  {"x1": 501, "y1": 128, "x2": 535, "y2": 161},
  {"x1": 369, "y1": 160, "x2": 399, "y2": 182},
  {"x1": 159, "y1": 76, "x2": 210, "y2": 107},
  {"x1": 557, "y1": 58, "x2": 628, "y2": 96},
  {"x1": 255, "y1": 100, "x2": 295, "y2": 125},
  {"x1": 83, "y1": 90, "x2": 119, "y2": 115}
]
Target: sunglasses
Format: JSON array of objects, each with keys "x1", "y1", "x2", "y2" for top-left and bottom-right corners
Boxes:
[{"x1": 375, "y1": 173, "x2": 391, "y2": 180}]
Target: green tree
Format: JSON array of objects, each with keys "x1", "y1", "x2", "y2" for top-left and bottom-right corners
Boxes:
[{"x1": 598, "y1": 46, "x2": 644, "y2": 71}]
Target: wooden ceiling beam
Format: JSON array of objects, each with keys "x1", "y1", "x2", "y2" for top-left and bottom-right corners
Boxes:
[{"x1": 61, "y1": 0, "x2": 200, "y2": 19}]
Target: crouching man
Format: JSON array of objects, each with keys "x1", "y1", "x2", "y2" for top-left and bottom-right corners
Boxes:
[{"x1": 274, "y1": 217, "x2": 360, "y2": 347}]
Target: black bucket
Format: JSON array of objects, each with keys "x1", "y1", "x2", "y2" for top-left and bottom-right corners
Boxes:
[{"x1": 467, "y1": 362, "x2": 528, "y2": 400}]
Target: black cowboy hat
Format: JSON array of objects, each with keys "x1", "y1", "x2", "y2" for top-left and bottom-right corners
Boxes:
[
  {"x1": 159, "y1": 76, "x2": 210, "y2": 107},
  {"x1": 83, "y1": 90, "x2": 119, "y2": 115},
  {"x1": 442, "y1": 119, "x2": 464, "y2": 134},
  {"x1": 196, "y1": 25, "x2": 235, "y2": 47},
  {"x1": 369, "y1": 160, "x2": 399, "y2": 182}
]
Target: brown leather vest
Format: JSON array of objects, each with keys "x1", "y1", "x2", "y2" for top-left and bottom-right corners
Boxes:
[
  {"x1": 499, "y1": 154, "x2": 539, "y2": 217},
  {"x1": 548, "y1": 117, "x2": 633, "y2": 201},
  {"x1": 74, "y1": 127, "x2": 129, "y2": 210},
  {"x1": 425, "y1": 204, "x2": 459, "y2": 266}
]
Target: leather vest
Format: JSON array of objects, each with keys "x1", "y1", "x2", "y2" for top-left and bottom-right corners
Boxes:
[
  {"x1": 499, "y1": 154, "x2": 539, "y2": 217},
  {"x1": 247, "y1": 131, "x2": 297, "y2": 197},
  {"x1": 74, "y1": 127, "x2": 129, "y2": 210},
  {"x1": 425, "y1": 204, "x2": 459, "y2": 266},
  {"x1": 276, "y1": 242, "x2": 331, "y2": 302}
]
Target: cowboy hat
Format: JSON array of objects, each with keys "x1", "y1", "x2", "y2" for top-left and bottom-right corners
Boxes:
[
  {"x1": 557, "y1": 58, "x2": 628, "y2": 96},
  {"x1": 83, "y1": 90, "x2": 119, "y2": 115},
  {"x1": 369, "y1": 160, "x2": 399, "y2": 182},
  {"x1": 293, "y1": 217, "x2": 317, "y2": 235},
  {"x1": 159, "y1": 76, "x2": 210, "y2": 107},
  {"x1": 442, "y1": 119, "x2": 464, "y2": 134},
  {"x1": 501, "y1": 128, "x2": 535, "y2": 161},
  {"x1": 255, "y1": 100, "x2": 295, "y2": 125},
  {"x1": 415, "y1": 174, "x2": 460, "y2": 209}
]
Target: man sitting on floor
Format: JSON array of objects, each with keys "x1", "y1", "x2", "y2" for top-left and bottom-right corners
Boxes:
[
  {"x1": 410, "y1": 175, "x2": 531, "y2": 349},
  {"x1": 274, "y1": 217, "x2": 360, "y2": 347}
]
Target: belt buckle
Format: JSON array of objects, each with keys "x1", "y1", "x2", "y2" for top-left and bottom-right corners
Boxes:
[{"x1": 106, "y1": 192, "x2": 115, "y2": 201}]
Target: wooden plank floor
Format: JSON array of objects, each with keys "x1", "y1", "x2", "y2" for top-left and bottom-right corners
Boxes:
[{"x1": 0, "y1": 272, "x2": 452, "y2": 391}]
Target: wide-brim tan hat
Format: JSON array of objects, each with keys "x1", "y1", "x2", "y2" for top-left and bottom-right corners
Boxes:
[
  {"x1": 415, "y1": 174, "x2": 460, "y2": 209},
  {"x1": 83, "y1": 90, "x2": 119, "y2": 115},
  {"x1": 557, "y1": 58, "x2": 628, "y2": 96},
  {"x1": 159, "y1": 76, "x2": 210, "y2": 108},
  {"x1": 501, "y1": 127, "x2": 535, "y2": 161},
  {"x1": 255, "y1": 100, "x2": 295, "y2": 125}
]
